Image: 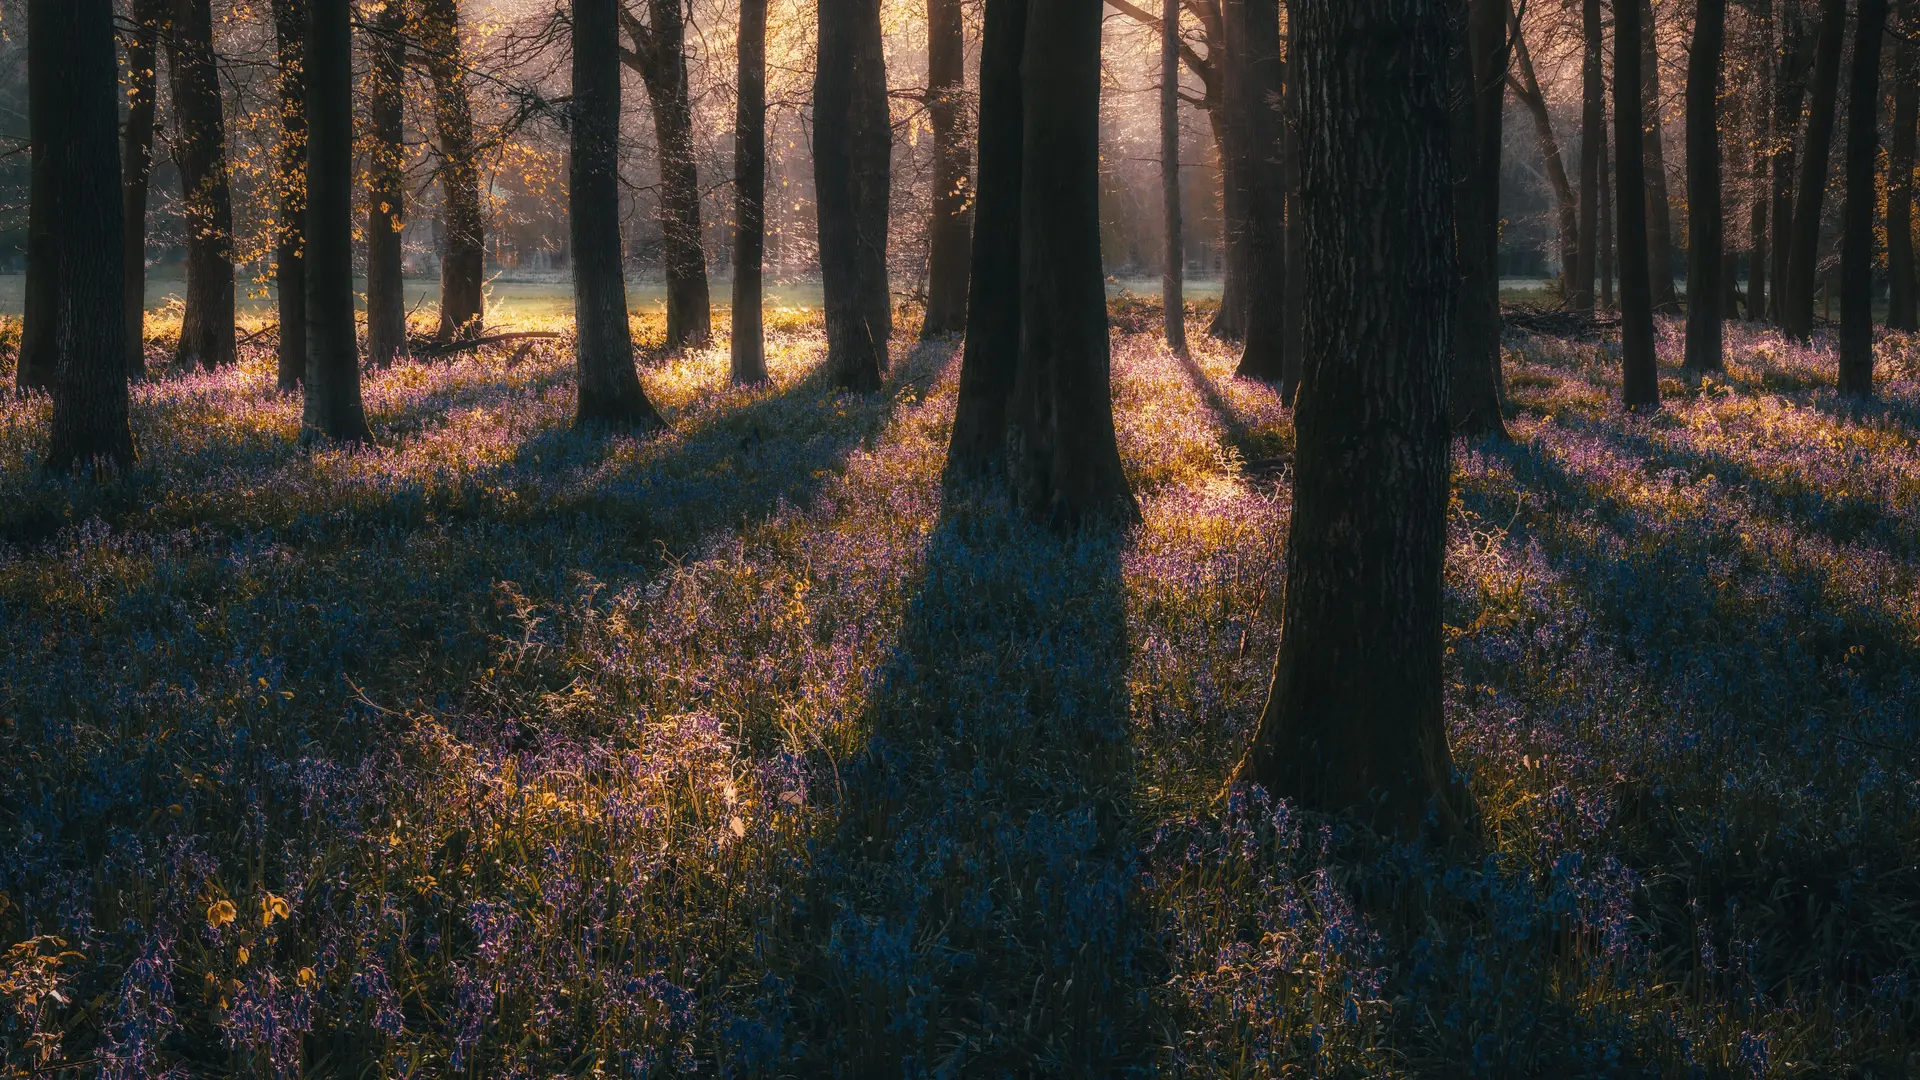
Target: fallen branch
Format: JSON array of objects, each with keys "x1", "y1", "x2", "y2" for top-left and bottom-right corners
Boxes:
[
  {"x1": 238, "y1": 322, "x2": 279, "y2": 346},
  {"x1": 413, "y1": 331, "x2": 562, "y2": 360},
  {"x1": 1501, "y1": 304, "x2": 1620, "y2": 338}
]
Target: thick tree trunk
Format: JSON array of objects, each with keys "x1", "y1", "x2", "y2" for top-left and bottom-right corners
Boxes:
[
  {"x1": 167, "y1": 0, "x2": 238, "y2": 370},
  {"x1": 1888, "y1": 0, "x2": 1917, "y2": 332},
  {"x1": 946, "y1": 0, "x2": 1026, "y2": 476},
  {"x1": 1616, "y1": 0, "x2": 1659, "y2": 408},
  {"x1": 1840, "y1": 0, "x2": 1888, "y2": 395},
  {"x1": 624, "y1": 0, "x2": 713, "y2": 350},
  {"x1": 17, "y1": 0, "x2": 58, "y2": 393},
  {"x1": 1640, "y1": 0, "x2": 1679, "y2": 314},
  {"x1": 46, "y1": 0, "x2": 136, "y2": 472},
  {"x1": 1230, "y1": 0, "x2": 1289, "y2": 381},
  {"x1": 1511, "y1": 21, "x2": 1578, "y2": 295},
  {"x1": 731, "y1": 0, "x2": 770, "y2": 381},
  {"x1": 1747, "y1": 0, "x2": 1773, "y2": 322},
  {"x1": 271, "y1": 0, "x2": 308, "y2": 391},
  {"x1": 1161, "y1": 0, "x2": 1188, "y2": 357},
  {"x1": 121, "y1": 0, "x2": 164, "y2": 380},
  {"x1": 1769, "y1": 1, "x2": 1811, "y2": 325},
  {"x1": 575, "y1": 0, "x2": 667, "y2": 428},
  {"x1": 366, "y1": 0, "x2": 409, "y2": 368},
  {"x1": 1234, "y1": 0, "x2": 1468, "y2": 837},
  {"x1": 921, "y1": 0, "x2": 973, "y2": 336},
  {"x1": 1684, "y1": 0, "x2": 1726, "y2": 374},
  {"x1": 814, "y1": 0, "x2": 892, "y2": 391},
  {"x1": 1209, "y1": 101, "x2": 1248, "y2": 342},
  {"x1": 1006, "y1": 0, "x2": 1136, "y2": 526},
  {"x1": 1600, "y1": 128, "x2": 1615, "y2": 309},
  {"x1": 1448, "y1": 0, "x2": 1510, "y2": 438},
  {"x1": 1573, "y1": 0, "x2": 1603, "y2": 313},
  {"x1": 303, "y1": 0, "x2": 370, "y2": 443},
  {"x1": 421, "y1": 0, "x2": 485, "y2": 341},
  {"x1": 1784, "y1": 0, "x2": 1846, "y2": 341}
]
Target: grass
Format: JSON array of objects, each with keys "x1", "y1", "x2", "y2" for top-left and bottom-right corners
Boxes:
[{"x1": 0, "y1": 301, "x2": 1916, "y2": 1077}]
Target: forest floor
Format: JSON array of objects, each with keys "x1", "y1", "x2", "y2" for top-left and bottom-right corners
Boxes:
[{"x1": 0, "y1": 305, "x2": 1917, "y2": 1077}]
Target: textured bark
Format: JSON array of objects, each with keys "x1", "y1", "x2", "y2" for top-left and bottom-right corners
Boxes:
[
  {"x1": 1161, "y1": 0, "x2": 1188, "y2": 358},
  {"x1": 1209, "y1": 104, "x2": 1248, "y2": 341},
  {"x1": 1510, "y1": 20, "x2": 1578, "y2": 293},
  {"x1": 1229, "y1": 0, "x2": 1289, "y2": 382},
  {"x1": 121, "y1": 0, "x2": 164, "y2": 380},
  {"x1": 366, "y1": 0, "x2": 409, "y2": 368},
  {"x1": 46, "y1": 0, "x2": 136, "y2": 472},
  {"x1": 168, "y1": 0, "x2": 238, "y2": 370},
  {"x1": 1747, "y1": 0, "x2": 1772, "y2": 322},
  {"x1": 1840, "y1": 0, "x2": 1888, "y2": 396},
  {"x1": 1234, "y1": 0, "x2": 1468, "y2": 837},
  {"x1": 1616, "y1": 0, "x2": 1659, "y2": 408},
  {"x1": 1279, "y1": 34, "x2": 1305, "y2": 401},
  {"x1": 921, "y1": 0, "x2": 973, "y2": 337},
  {"x1": 1573, "y1": 0, "x2": 1603, "y2": 312},
  {"x1": 17, "y1": 0, "x2": 57, "y2": 392},
  {"x1": 814, "y1": 0, "x2": 892, "y2": 391},
  {"x1": 1005, "y1": 0, "x2": 1136, "y2": 527},
  {"x1": 730, "y1": 0, "x2": 769, "y2": 382},
  {"x1": 1784, "y1": 0, "x2": 1846, "y2": 341},
  {"x1": 1889, "y1": 0, "x2": 1917, "y2": 332},
  {"x1": 302, "y1": 0, "x2": 370, "y2": 443},
  {"x1": 1448, "y1": 0, "x2": 1510, "y2": 438},
  {"x1": 1640, "y1": 0, "x2": 1679, "y2": 313},
  {"x1": 1600, "y1": 127, "x2": 1614, "y2": 308},
  {"x1": 1769, "y1": 1, "x2": 1811, "y2": 325},
  {"x1": 1683, "y1": 0, "x2": 1726, "y2": 374},
  {"x1": 575, "y1": 0, "x2": 667, "y2": 428},
  {"x1": 271, "y1": 0, "x2": 308, "y2": 391},
  {"x1": 421, "y1": 0, "x2": 486, "y2": 341},
  {"x1": 946, "y1": 0, "x2": 1026, "y2": 477},
  {"x1": 621, "y1": 0, "x2": 713, "y2": 349}
]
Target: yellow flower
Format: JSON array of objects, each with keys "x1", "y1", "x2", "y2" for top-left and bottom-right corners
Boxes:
[
  {"x1": 261, "y1": 894, "x2": 290, "y2": 927},
  {"x1": 207, "y1": 900, "x2": 237, "y2": 929},
  {"x1": 297, "y1": 967, "x2": 316, "y2": 988}
]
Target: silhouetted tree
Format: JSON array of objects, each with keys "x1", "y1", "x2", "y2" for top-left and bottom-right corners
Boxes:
[
  {"x1": 1840, "y1": 0, "x2": 1888, "y2": 395},
  {"x1": 1228, "y1": 0, "x2": 1288, "y2": 382},
  {"x1": 1769, "y1": 0, "x2": 1813, "y2": 325},
  {"x1": 17, "y1": 0, "x2": 57, "y2": 393},
  {"x1": 731, "y1": 0, "x2": 769, "y2": 382},
  {"x1": 1573, "y1": 0, "x2": 1603, "y2": 313},
  {"x1": 366, "y1": 0, "x2": 409, "y2": 368},
  {"x1": 920, "y1": 0, "x2": 972, "y2": 337},
  {"x1": 1161, "y1": 0, "x2": 1188, "y2": 359},
  {"x1": 1617, "y1": 0, "x2": 1659, "y2": 408},
  {"x1": 1449, "y1": 0, "x2": 1510, "y2": 438},
  {"x1": 420, "y1": 0, "x2": 486, "y2": 341},
  {"x1": 1640, "y1": 0, "x2": 1679, "y2": 313},
  {"x1": 814, "y1": 0, "x2": 892, "y2": 390},
  {"x1": 168, "y1": 0, "x2": 238, "y2": 370},
  {"x1": 271, "y1": 0, "x2": 308, "y2": 391},
  {"x1": 1747, "y1": 0, "x2": 1773, "y2": 322},
  {"x1": 1684, "y1": 0, "x2": 1726, "y2": 374},
  {"x1": 121, "y1": 0, "x2": 165, "y2": 380},
  {"x1": 621, "y1": 0, "x2": 713, "y2": 349},
  {"x1": 1510, "y1": 16, "x2": 1577, "y2": 295},
  {"x1": 1784, "y1": 0, "x2": 1846, "y2": 340},
  {"x1": 1889, "y1": 0, "x2": 1918, "y2": 332},
  {"x1": 302, "y1": 0, "x2": 370, "y2": 443}
]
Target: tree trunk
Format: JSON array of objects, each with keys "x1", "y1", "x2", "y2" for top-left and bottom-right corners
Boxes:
[
  {"x1": 1573, "y1": 0, "x2": 1603, "y2": 313},
  {"x1": 17, "y1": 0, "x2": 58, "y2": 393},
  {"x1": 814, "y1": 0, "x2": 892, "y2": 391},
  {"x1": 1747, "y1": 0, "x2": 1772, "y2": 322},
  {"x1": 1784, "y1": 0, "x2": 1846, "y2": 341},
  {"x1": 271, "y1": 0, "x2": 308, "y2": 391},
  {"x1": 1230, "y1": 0, "x2": 1289, "y2": 382},
  {"x1": 1640, "y1": 0, "x2": 1679, "y2": 314},
  {"x1": 946, "y1": 0, "x2": 1026, "y2": 476},
  {"x1": 1209, "y1": 105, "x2": 1248, "y2": 341},
  {"x1": 1511, "y1": 20, "x2": 1578, "y2": 296},
  {"x1": 421, "y1": 0, "x2": 485, "y2": 341},
  {"x1": 46, "y1": 0, "x2": 136, "y2": 472},
  {"x1": 1234, "y1": 0, "x2": 1468, "y2": 837},
  {"x1": 121, "y1": 0, "x2": 164, "y2": 380},
  {"x1": 1684, "y1": 0, "x2": 1726, "y2": 373},
  {"x1": 366, "y1": 0, "x2": 409, "y2": 368},
  {"x1": 1769, "y1": 0, "x2": 1811, "y2": 325},
  {"x1": 1161, "y1": 0, "x2": 1188, "y2": 357},
  {"x1": 1279, "y1": 26, "x2": 1305, "y2": 401},
  {"x1": 1448, "y1": 0, "x2": 1510, "y2": 438},
  {"x1": 303, "y1": 0, "x2": 370, "y2": 443},
  {"x1": 1006, "y1": 0, "x2": 1137, "y2": 527},
  {"x1": 575, "y1": 0, "x2": 668, "y2": 428},
  {"x1": 1616, "y1": 0, "x2": 1659, "y2": 408},
  {"x1": 624, "y1": 0, "x2": 713, "y2": 350},
  {"x1": 921, "y1": 0, "x2": 973, "y2": 336},
  {"x1": 731, "y1": 0, "x2": 770, "y2": 381},
  {"x1": 167, "y1": 0, "x2": 237, "y2": 370},
  {"x1": 1840, "y1": 0, "x2": 1888, "y2": 395},
  {"x1": 1888, "y1": 0, "x2": 1917, "y2": 332},
  {"x1": 1600, "y1": 126, "x2": 1615, "y2": 309}
]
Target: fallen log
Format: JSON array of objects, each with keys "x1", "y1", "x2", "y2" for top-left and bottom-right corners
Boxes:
[{"x1": 412, "y1": 331, "x2": 563, "y2": 361}]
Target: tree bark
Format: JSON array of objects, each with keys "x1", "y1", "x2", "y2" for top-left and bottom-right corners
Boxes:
[
  {"x1": 46, "y1": 0, "x2": 136, "y2": 472},
  {"x1": 814, "y1": 0, "x2": 892, "y2": 391},
  {"x1": 1684, "y1": 0, "x2": 1726, "y2": 374},
  {"x1": 1840, "y1": 0, "x2": 1888, "y2": 395},
  {"x1": 1617, "y1": 0, "x2": 1659, "y2": 408},
  {"x1": 1573, "y1": 0, "x2": 1604, "y2": 312},
  {"x1": 121, "y1": 0, "x2": 165, "y2": 380},
  {"x1": 1769, "y1": 0, "x2": 1811, "y2": 325},
  {"x1": 1600, "y1": 124, "x2": 1614, "y2": 309},
  {"x1": 731, "y1": 0, "x2": 770, "y2": 381},
  {"x1": 303, "y1": 0, "x2": 370, "y2": 443},
  {"x1": 1161, "y1": 0, "x2": 1188, "y2": 358},
  {"x1": 366, "y1": 0, "x2": 409, "y2": 368},
  {"x1": 575, "y1": 0, "x2": 668, "y2": 428},
  {"x1": 167, "y1": 0, "x2": 238, "y2": 370},
  {"x1": 1747, "y1": 0, "x2": 1773, "y2": 322},
  {"x1": 1510, "y1": 19, "x2": 1578, "y2": 296},
  {"x1": 1640, "y1": 0, "x2": 1679, "y2": 314},
  {"x1": 1229, "y1": 0, "x2": 1289, "y2": 382},
  {"x1": 271, "y1": 0, "x2": 308, "y2": 391},
  {"x1": 420, "y1": 0, "x2": 486, "y2": 342},
  {"x1": 1448, "y1": 0, "x2": 1510, "y2": 438},
  {"x1": 621, "y1": 0, "x2": 713, "y2": 349},
  {"x1": 17, "y1": 0, "x2": 58, "y2": 393},
  {"x1": 1888, "y1": 0, "x2": 1917, "y2": 332},
  {"x1": 1279, "y1": 26, "x2": 1305, "y2": 401},
  {"x1": 946, "y1": 0, "x2": 1026, "y2": 476},
  {"x1": 1006, "y1": 0, "x2": 1137, "y2": 527},
  {"x1": 1784, "y1": 0, "x2": 1846, "y2": 341},
  {"x1": 921, "y1": 0, "x2": 973, "y2": 336},
  {"x1": 1234, "y1": 0, "x2": 1468, "y2": 837}
]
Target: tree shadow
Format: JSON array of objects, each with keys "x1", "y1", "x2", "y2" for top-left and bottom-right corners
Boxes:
[{"x1": 1167, "y1": 347, "x2": 1290, "y2": 476}]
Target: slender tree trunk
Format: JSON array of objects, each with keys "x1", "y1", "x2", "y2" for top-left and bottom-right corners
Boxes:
[
  {"x1": 366, "y1": 0, "x2": 408, "y2": 368},
  {"x1": 1210, "y1": 103, "x2": 1249, "y2": 341},
  {"x1": 922, "y1": 0, "x2": 973, "y2": 336},
  {"x1": 1841, "y1": 0, "x2": 1889, "y2": 395},
  {"x1": 947, "y1": 0, "x2": 1026, "y2": 476},
  {"x1": 271, "y1": 0, "x2": 308, "y2": 391},
  {"x1": 814, "y1": 0, "x2": 892, "y2": 390},
  {"x1": 1684, "y1": 0, "x2": 1726, "y2": 374},
  {"x1": 421, "y1": 0, "x2": 485, "y2": 341},
  {"x1": 1161, "y1": 0, "x2": 1188, "y2": 357},
  {"x1": 1888, "y1": 0, "x2": 1917, "y2": 332},
  {"x1": 574, "y1": 0, "x2": 667, "y2": 427},
  {"x1": 1617, "y1": 0, "x2": 1659, "y2": 408},
  {"x1": 1231, "y1": 0, "x2": 1289, "y2": 381},
  {"x1": 1279, "y1": 27, "x2": 1305, "y2": 400},
  {"x1": 1511, "y1": 21, "x2": 1578, "y2": 296},
  {"x1": 1769, "y1": 0, "x2": 1811, "y2": 325},
  {"x1": 303, "y1": 0, "x2": 370, "y2": 443},
  {"x1": 17, "y1": 0, "x2": 58, "y2": 393},
  {"x1": 121, "y1": 0, "x2": 164, "y2": 380},
  {"x1": 1640, "y1": 0, "x2": 1679, "y2": 314},
  {"x1": 1449, "y1": 0, "x2": 1510, "y2": 438},
  {"x1": 1784, "y1": 0, "x2": 1847, "y2": 340},
  {"x1": 1235, "y1": 0, "x2": 1468, "y2": 837},
  {"x1": 167, "y1": 0, "x2": 237, "y2": 370},
  {"x1": 624, "y1": 0, "x2": 713, "y2": 350},
  {"x1": 1601, "y1": 127, "x2": 1615, "y2": 309},
  {"x1": 1006, "y1": 0, "x2": 1137, "y2": 526},
  {"x1": 731, "y1": 0, "x2": 769, "y2": 381},
  {"x1": 1748, "y1": 0, "x2": 1773, "y2": 322},
  {"x1": 1573, "y1": 0, "x2": 1604, "y2": 312},
  {"x1": 46, "y1": 0, "x2": 136, "y2": 472}
]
